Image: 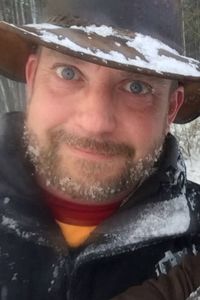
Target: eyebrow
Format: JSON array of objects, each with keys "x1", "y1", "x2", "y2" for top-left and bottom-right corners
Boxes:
[{"x1": 46, "y1": 49, "x2": 88, "y2": 66}]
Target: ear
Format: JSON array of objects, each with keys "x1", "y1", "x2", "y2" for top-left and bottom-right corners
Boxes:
[
  {"x1": 166, "y1": 86, "x2": 184, "y2": 131},
  {"x1": 25, "y1": 54, "x2": 39, "y2": 99}
]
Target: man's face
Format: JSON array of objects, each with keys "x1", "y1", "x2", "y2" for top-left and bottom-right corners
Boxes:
[{"x1": 25, "y1": 47, "x2": 184, "y2": 204}]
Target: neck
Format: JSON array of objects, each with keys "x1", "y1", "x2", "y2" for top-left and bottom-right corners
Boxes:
[{"x1": 43, "y1": 189, "x2": 123, "y2": 226}]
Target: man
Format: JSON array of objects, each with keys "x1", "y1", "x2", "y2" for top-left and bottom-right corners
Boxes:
[{"x1": 0, "y1": 0, "x2": 200, "y2": 299}]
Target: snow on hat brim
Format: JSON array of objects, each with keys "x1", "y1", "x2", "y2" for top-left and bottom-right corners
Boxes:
[{"x1": 0, "y1": 21, "x2": 200, "y2": 123}]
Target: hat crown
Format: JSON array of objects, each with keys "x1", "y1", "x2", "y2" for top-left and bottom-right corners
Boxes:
[{"x1": 42, "y1": 0, "x2": 183, "y2": 53}]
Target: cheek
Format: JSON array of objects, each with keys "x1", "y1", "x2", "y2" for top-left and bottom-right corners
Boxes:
[
  {"x1": 118, "y1": 103, "x2": 167, "y2": 154},
  {"x1": 26, "y1": 85, "x2": 76, "y2": 137}
]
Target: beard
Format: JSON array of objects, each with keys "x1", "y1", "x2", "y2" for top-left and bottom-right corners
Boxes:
[{"x1": 23, "y1": 126, "x2": 165, "y2": 205}]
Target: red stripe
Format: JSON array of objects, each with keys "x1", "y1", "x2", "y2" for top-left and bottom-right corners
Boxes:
[{"x1": 43, "y1": 191, "x2": 122, "y2": 226}]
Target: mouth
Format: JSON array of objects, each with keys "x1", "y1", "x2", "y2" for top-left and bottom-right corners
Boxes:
[{"x1": 65, "y1": 144, "x2": 116, "y2": 161}]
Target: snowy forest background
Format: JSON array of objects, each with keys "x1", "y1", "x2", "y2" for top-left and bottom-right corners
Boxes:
[{"x1": 0, "y1": 0, "x2": 200, "y2": 182}]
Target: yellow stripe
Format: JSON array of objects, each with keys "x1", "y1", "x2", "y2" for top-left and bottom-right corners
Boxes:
[{"x1": 57, "y1": 220, "x2": 96, "y2": 247}]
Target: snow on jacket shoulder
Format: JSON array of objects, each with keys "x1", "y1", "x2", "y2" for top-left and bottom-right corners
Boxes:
[{"x1": 187, "y1": 286, "x2": 200, "y2": 300}]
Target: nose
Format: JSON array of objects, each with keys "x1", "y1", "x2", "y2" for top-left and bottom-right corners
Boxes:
[{"x1": 75, "y1": 83, "x2": 116, "y2": 136}]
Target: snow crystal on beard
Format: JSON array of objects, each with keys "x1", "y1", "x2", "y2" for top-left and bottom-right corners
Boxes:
[{"x1": 23, "y1": 126, "x2": 164, "y2": 204}]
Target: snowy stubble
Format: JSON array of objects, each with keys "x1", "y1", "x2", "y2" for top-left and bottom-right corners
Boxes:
[{"x1": 24, "y1": 126, "x2": 164, "y2": 204}]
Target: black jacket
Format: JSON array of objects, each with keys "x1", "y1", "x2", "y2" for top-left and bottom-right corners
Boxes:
[{"x1": 0, "y1": 112, "x2": 200, "y2": 300}]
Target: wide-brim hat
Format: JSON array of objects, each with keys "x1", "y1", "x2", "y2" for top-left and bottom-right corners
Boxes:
[{"x1": 0, "y1": 0, "x2": 200, "y2": 124}]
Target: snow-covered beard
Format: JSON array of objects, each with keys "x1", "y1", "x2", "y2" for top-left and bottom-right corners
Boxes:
[{"x1": 23, "y1": 126, "x2": 164, "y2": 205}]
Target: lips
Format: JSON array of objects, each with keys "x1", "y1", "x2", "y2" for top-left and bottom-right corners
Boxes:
[
  {"x1": 75, "y1": 146, "x2": 114, "y2": 157},
  {"x1": 65, "y1": 144, "x2": 115, "y2": 160}
]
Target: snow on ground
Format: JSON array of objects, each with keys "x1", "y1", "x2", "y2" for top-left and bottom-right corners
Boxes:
[
  {"x1": 185, "y1": 156, "x2": 200, "y2": 184},
  {"x1": 172, "y1": 120, "x2": 200, "y2": 185}
]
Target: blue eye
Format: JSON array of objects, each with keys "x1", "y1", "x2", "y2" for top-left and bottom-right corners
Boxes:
[
  {"x1": 56, "y1": 66, "x2": 78, "y2": 80},
  {"x1": 124, "y1": 81, "x2": 152, "y2": 95}
]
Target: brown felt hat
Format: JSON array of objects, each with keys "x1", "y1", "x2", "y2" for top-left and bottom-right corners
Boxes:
[{"x1": 0, "y1": 0, "x2": 200, "y2": 123}]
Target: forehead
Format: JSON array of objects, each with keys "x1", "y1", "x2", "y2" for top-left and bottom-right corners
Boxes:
[{"x1": 39, "y1": 47, "x2": 171, "y2": 86}]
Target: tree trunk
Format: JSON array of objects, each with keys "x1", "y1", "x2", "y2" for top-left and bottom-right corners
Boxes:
[{"x1": 0, "y1": 0, "x2": 45, "y2": 113}]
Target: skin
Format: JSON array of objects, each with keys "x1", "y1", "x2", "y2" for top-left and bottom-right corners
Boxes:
[{"x1": 25, "y1": 47, "x2": 184, "y2": 205}]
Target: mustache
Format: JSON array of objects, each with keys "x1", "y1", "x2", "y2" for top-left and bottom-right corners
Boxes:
[{"x1": 49, "y1": 129, "x2": 135, "y2": 157}]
